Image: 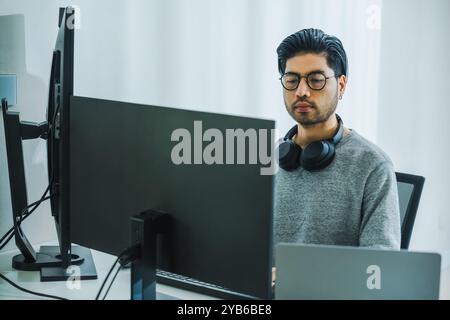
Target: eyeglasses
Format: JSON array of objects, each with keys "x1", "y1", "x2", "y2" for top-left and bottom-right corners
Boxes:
[{"x1": 279, "y1": 72, "x2": 338, "y2": 91}]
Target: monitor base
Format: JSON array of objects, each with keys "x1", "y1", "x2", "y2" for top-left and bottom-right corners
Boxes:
[{"x1": 12, "y1": 245, "x2": 97, "y2": 282}]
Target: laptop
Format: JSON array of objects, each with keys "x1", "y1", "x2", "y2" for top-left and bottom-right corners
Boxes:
[{"x1": 275, "y1": 243, "x2": 441, "y2": 300}]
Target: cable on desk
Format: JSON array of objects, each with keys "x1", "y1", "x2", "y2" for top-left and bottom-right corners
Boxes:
[
  {"x1": 0, "y1": 272, "x2": 68, "y2": 300},
  {"x1": 102, "y1": 264, "x2": 123, "y2": 300},
  {"x1": 95, "y1": 256, "x2": 120, "y2": 300},
  {"x1": 95, "y1": 243, "x2": 141, "y2": 300}
]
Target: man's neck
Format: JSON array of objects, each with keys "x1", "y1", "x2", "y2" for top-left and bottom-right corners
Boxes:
[{"x1": 294, "y1": 114, "x2": 341, "y2": 149}]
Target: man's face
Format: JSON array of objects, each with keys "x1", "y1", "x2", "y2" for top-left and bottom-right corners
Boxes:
[{"x1": 282, "y1": 53, "x2": 347, "y2": 126}]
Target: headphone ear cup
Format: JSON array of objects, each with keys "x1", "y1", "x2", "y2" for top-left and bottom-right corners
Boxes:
[
  {"x1": 300, "y1": 141, "x2": 336, "y2": 171},
  {"x1": 277, "y1": 140, "x2": 301, "y2": 171}
]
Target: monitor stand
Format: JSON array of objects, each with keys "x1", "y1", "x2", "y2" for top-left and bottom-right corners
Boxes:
[
  {"x1": 12, "y1": 245, "x2": 97, "y2": 281},
  {"x1": 1, "y1": 98, "x2": 97, "y2": 282},
  {"x1": 130, "y1": 210, "x2": 171, "y2": 300}
]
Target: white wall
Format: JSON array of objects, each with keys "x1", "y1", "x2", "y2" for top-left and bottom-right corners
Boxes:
[
  {"x1": 1, "y1": 0, "x2": 448, "y2": 261},
  {"x1": 377, "y1": 0, "x2": 450, "y2": 255},
  {"x1": 0, "y1": 0, "x2": 129, "y2": 250},
  {"x1": 114, "y1": 0, "x2": 383, "y2": 140},
  {"x1": 0, "y1": 3, "x2": 56, "y2": 251}
]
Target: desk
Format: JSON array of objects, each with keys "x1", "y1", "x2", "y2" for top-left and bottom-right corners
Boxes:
[
  {"x1": 0, "y1": 244, "x2": 217, "y2": 300},
  {"x1": 2, "y1": 244, "x2": 449, "y2": 300}
]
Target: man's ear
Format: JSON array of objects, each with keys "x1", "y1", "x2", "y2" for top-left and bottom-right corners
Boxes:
[{"x1": 338, "y1": 75, "x2": 347, "y2": 99}]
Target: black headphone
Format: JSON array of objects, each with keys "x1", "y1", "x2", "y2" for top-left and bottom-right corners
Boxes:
[{"x1": 277, "y1": 114, "x2": 344, "y2": 172}]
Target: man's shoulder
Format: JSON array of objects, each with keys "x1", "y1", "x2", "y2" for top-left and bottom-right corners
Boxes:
[{"x1": 341, "y1": 130, "x2": 394, "y2": 169}]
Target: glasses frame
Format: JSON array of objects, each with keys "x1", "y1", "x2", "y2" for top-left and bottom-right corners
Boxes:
[{"x1": 279, "y1": 71, "x2": 339, "y2": 91}]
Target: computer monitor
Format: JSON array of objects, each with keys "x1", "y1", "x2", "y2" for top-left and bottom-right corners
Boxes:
[
  {"x1": 46, "y1": 6, "x2": 75, "y2": 268},
  {"x1": 69, "y1": 96, "x2": 275, "y2": 299},
  {"x1": 1, "y1": 7, "x2": 96, "y2": 281}
]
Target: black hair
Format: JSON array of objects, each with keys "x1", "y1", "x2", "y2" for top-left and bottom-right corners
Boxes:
[{"x1": 277, "y1": 28, "x2": 348, "y2": 77}]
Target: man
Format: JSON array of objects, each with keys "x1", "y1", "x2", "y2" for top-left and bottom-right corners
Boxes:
[{"x1": 273, "y1": 28, "x2": 401, "y2": 253}]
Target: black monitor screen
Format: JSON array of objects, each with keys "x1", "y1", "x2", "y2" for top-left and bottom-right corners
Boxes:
[
  {"x1": 69, "y1": 96, "x2": 275, "y2": 299},
  {"x1": 47, "y1": 7, "x2": 74, "y2": 267}
]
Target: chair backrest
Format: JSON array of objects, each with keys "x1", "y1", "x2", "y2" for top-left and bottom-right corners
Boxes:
[{"x1": 396, "y1": 172, "x2": 425, "y2": 249}]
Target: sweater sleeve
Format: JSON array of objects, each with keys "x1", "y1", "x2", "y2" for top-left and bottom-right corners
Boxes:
[{"x1": 359, "y1": 162, "x2": 401, "y2": 249}]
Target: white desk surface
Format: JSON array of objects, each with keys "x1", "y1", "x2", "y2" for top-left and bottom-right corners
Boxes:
[
  {"x1": 1, "y1": 243, "x2": 448, "y2": 300},
  {"x1": 0, "y1": 244, "x2": 217, "y2": 300}
]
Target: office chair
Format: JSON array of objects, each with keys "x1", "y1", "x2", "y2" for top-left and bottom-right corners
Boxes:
[{"x1": 396, "y1": 172, "x2": 425, "y2": 249}]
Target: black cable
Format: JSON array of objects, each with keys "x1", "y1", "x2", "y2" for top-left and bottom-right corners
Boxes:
[
  {"x1": 0, "y1": 46, "x2": 67, "y2": 301},
  {"x1": 0, "y1": 272, "x2": 68, "y2": 300},
  {"x1": 1, "y1": 79, "x2": 56, "y2": 249},
  {"x1": 95, "y1": 257, "x2": 120, "y2": 300},
  {"x1": 0, "y1": 233, "x2": 14, "y2": 251},
  {"x1": 95, "y1": 244, "x2": 141, "y2": 300},
  {"x1": 0, "y1": 196, "x2": 52, "y2": 250},
  {"x1": 0, "y1": 243, "x2": 139, "y2": 301},
  {"x1": 0, "y1": 225, "x2": 13, "y2": 245},
  {"x1": 17, "y1": 194, "x2": 52, "y2": 225},
  {"x1": 1, "y1": 89, "x2": 57, "y2": 248},
  {"x1": 0, "y1": 184, "x2": 51, "y2": 247},
  {"x1": 0, "y1": 192, "x2": 49, "y2": 245},
  {"x1": 0, "y1": 194, "x2": 52, "y2": 250},
  {"x1": 19, "y1": 184, "x2": 51, "y2": 224},
  {"x1": 102, "y1": 264, "x2": 122, "y2": 300}
]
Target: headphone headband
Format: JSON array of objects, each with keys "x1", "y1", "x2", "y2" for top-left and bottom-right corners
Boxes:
[
  {"x1": 330, "y1": 114, "x2": 344, "y2": 144},
  {"x1": 284, "y1": 114, "x2": 344, "y2": 146}
]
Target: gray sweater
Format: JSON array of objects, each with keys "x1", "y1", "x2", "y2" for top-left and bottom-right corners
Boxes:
[{"x1": 273, "y1": 129, "x2": 401, "y2": 250}]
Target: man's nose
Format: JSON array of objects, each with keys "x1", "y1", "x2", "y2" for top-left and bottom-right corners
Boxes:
[{"x1": 295, "y1": 78, "x2": 310, "y2": 98}]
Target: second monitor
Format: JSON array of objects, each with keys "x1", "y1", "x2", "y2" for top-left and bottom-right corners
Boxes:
[{"x1": 68, "y1": 96, "x2": 275, "y2": 299}]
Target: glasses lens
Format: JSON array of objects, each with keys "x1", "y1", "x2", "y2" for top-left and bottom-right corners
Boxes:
[
  {"x1": 281, "y1": 74, "x2": 299, "y2": 90},
  {"x1": 307, "y1": 73, "x2": 326, "y2": 90}
]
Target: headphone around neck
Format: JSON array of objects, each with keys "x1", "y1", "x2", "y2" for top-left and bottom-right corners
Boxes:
[{"x1": 278, "y1": 114, "x2": 344, "y2": 172}]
